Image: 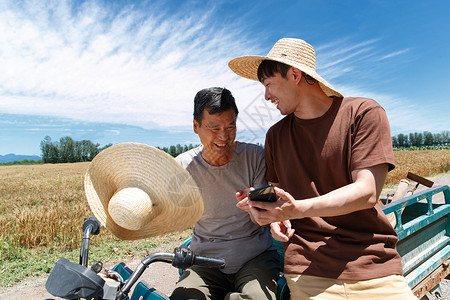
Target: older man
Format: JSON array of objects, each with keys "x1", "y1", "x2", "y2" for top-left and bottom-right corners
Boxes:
[{"x1": 171, "y1": 87, "x2": 280, "y2": 300}]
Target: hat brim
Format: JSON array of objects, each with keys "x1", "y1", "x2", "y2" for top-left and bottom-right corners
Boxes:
[
  {"x1": 228, "y1": 55, "x2": 343, "y2": 98},
  {"x1": 84, "y1": 143, "x2": 203, "y2": 240}
]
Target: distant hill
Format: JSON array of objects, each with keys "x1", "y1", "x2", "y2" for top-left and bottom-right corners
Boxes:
[{"x1": 0, "y1": 153, "x2": 42, "y2": 163}]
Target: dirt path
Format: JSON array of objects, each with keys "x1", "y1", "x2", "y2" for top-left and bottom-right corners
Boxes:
[
  {"x1": 0, "y1": 262, "x2": 179, "y2": 300},
  {"x1": 1, "y1": 174, "x2": 449, "y2": 300}
]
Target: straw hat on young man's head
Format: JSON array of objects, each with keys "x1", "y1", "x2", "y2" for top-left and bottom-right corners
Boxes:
[
  {"x1": 228, "y1": 38, "x2": 343, "y2": 98},
  {"x1": 84, "y1": 142, "x2": 203, "y2": 240}
]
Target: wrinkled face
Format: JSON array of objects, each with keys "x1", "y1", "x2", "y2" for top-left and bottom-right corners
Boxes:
[
  {"x1": 194, "y1": 108, "x2": 237, "y2": 165},
  {"x1": 262, "y1": 69, "x2": 299, "y2": 115}
]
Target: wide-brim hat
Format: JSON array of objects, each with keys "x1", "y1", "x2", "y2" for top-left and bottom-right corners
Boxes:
[
  {"x1": 84, "y1": 142, "x2": 204, "y2": 240},
  {"x1": 228, "y1": 38, "x2": 343, "y2": 98}
]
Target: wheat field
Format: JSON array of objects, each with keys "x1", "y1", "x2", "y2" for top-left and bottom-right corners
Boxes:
[
  {"x1": 0, "y1": 150, "x2": 448, "y2": 251},
  {"x1": 0, "y1": 163, "x2": 91, "y2": 251},
  {"x1": 386, "y1": 150, "x2": 449, "y2": 185}
]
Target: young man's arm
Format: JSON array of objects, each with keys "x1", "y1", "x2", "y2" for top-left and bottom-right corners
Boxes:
[{"x1": 248, "y1": 163, "x2": 388, "y2": 226}]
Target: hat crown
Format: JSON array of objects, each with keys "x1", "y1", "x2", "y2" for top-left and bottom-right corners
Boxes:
[
  {"x1": 108, "y1": 187, "x2": 155, "y2": 231},
  {"x1": 267, "y1": 38, "x2": 316, "y2": 71}
]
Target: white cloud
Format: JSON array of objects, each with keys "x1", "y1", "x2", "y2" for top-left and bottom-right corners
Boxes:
[
  {"x1": 0, "y1": 0, "x2": 262, "y2": 130},
  {"x1": 105, "y1": 129, "x2": 120, "y2": 135},
  {"x1": 379, "y1": 49, "x2": 410, "y2": 60}
]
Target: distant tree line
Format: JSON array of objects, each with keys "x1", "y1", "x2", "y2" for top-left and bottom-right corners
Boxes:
[
  {"x1": 38, "y1": 131, "x2": 448, "y2": 165},
  {"x1": 40, "y1": 136, "x2": 198, "y2": 164},
  {"x1": 392, "y1": 131, "x2": 449, "y2": 149},
  {"x1": 40, "y1": 136, "x2": 112, "y2": 163},
  {"x1": 0, "y1": 159, "x2": 44, "y2": 166},
  {"x1": 157, "y1": 144, "x2": 198, "y2": 157}
]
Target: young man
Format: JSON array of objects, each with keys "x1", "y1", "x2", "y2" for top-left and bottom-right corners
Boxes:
[
  {"x1": 170, "y1": 87, "x2": 281, "y2": 300},
  {"x1": 229, "y1": 38, "x2": 417, "y2": 299}
]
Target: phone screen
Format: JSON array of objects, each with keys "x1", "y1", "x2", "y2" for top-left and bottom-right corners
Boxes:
[{"x1": 248, "y1": 184, "x2": 277, "y2": 202}]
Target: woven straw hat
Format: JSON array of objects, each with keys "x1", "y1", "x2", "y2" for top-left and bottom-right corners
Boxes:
[
  {"x1": 84, "y1": 142, "x2": 204, "y2": 240},
  {"x1": 228, "y1": 38, "x2": 342, "y2": 98}
]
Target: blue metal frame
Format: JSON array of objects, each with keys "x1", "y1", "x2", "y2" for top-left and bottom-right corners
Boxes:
[
  {"x1": 382, "y1": 185, "x2": 450, "y2": 233},
  {"x1": 112, "y1": 263, "x2": 169, "y2": 300},
  {"x1": 382, "y1": 185, "x2": 450, "y2": 298}
]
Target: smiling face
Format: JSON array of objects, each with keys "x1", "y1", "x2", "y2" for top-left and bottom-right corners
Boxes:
[
  {"x1": 262, "y1": 68, "x2": 300, "y2": 116},
  {"x1": 194, "y1": 108, "x2": 237, "y2": 166}
]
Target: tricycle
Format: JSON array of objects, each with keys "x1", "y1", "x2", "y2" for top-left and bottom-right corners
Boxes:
[{"x1": 45, "y1": 216, "x2": 225, "y2": 300}]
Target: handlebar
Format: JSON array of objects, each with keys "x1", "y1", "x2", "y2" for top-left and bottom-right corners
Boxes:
[
  {"x1": 116, "y1": 245, "x2": 225, "y2": 299},
  {"x1": 193, "y1": 254, "x2": 226, "y2": 268},
  {"x1": 172, "y1": 244, "x2": 225, "y2": 269},
  {"x1": 172, "y1": 244, "x2": 225, "y2": 268},
  {"x1": 79, "y1": 216, "x2": 102, "y2": 267}
]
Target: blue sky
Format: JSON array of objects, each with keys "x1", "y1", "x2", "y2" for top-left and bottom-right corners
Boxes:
[{"x1": 0, "y1": 0, "x2": 449, "y2": 156}]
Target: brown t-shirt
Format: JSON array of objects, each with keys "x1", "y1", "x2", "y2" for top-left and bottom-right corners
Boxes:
[{"x1": 265, "y1": 97, "x2": 403, "y2": 280}]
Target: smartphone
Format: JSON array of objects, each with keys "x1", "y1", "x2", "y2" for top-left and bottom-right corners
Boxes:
[{"x1": 248, "y1": 184, "x2": 277, "y2": 202}]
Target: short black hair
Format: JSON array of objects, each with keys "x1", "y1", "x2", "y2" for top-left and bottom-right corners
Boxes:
[
  {"x1": 257, "y1": 60, "x2": 317, "y2": 84},
  {"x1": 257, "y1": 60, "x2": 291, "y2": 82},
  {"x1": 193, "y1": 87, "x2": 239, "y2": 124}
]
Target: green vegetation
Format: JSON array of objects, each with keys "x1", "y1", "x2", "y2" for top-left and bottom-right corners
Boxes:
[
  {"x1": 394, "y1": 145, "x2": 450, "y2": 151},
  {"x1": 0, "y1": 159, "x2": 44, "y2": 166},
  {"x1": 13, "y1": 131, "x2": 444, "y2": 166},
  {"x1": 0, "y1": 229, "x2": 191, "y2": 286},
  {"x1": 392, "y1": 130, "x2": 449, "y2": 148},
  {"x1": 40, "y1": 136, "x2": 112, "y2": 163},
  {"x1": 39, "y1": 135, "x2": 198, "y2": 164},
  {"x1": 157, "y1": 144, "x2": 198, "y2": 157}
]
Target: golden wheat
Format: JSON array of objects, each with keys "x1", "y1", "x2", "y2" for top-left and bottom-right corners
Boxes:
[
  {"x1": 0, "y1": 149, "x2": 448, "y2": 250},
  {"x1": 0, "y1": 163, "x2": 108, "y2": 250},
  {"x1": 386, "y1": 150, "x2": 449, "y2": 185}
]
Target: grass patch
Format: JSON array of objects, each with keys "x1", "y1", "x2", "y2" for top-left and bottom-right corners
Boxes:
[{"x1": 0, "y1": 229, "x2": 192, "y2": 287}]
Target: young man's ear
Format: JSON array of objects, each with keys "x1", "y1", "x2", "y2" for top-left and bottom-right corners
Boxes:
[{"x1": 290, "y1": 67, "x2": 303, "y2": 84}]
